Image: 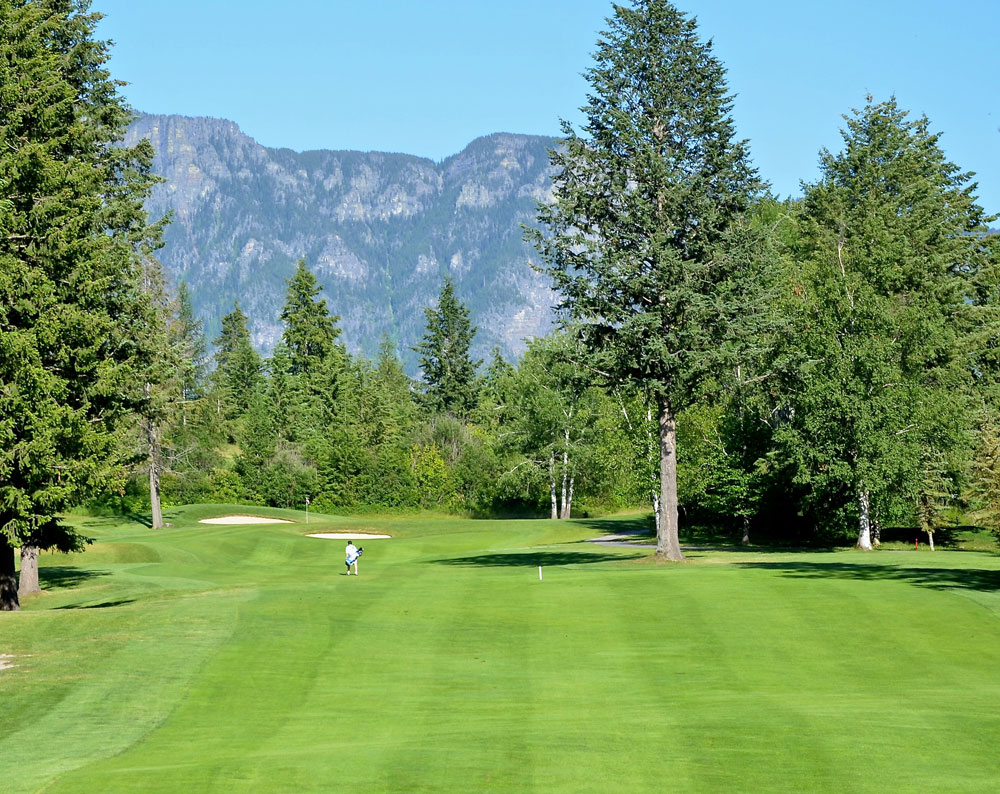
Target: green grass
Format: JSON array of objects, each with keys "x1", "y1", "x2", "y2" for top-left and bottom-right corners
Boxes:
[{"x1": 2, "y1": 505, "x2": 1000, "y2": 793}]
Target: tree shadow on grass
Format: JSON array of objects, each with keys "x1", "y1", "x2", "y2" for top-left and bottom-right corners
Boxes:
[
  {"x1": 736, "y1": 561, "x2": 1000, "y2": 593},
  {"x1": 77, "y1": 513, "x2": 151, "y2": 531},
  {"x1": 38, "y1": 567, "x2": 109, "y2": 591},
  {"x1": 434, "y1": 550, "x2": 645, "y2": 568},
  {"x1": 54, "y1": 598, "x2": 135, "y2": 609}
]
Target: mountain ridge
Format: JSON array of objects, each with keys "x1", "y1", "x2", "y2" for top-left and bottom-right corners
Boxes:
[{"x1": 126, "y1": 113, "x2": 561, "y2": 370}]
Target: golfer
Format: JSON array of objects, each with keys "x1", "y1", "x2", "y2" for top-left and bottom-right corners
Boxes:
[{"x1": 345, "y1": 540, "x2": 360, "y2": 576}]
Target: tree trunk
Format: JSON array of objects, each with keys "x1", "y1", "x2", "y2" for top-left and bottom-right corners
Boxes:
[
  {"x1": 857, "y1": 488, "x2": 873, "y2": 550},
  {"x1": 18, "y1": 546, "x2": 40, "y2": 596},
  {"x1": 741, "y1": 516, "x2": 750, "y2": 546},
  {"x1": 656, "y1": 398, "x2": 683, "y2": 561},
  {"x1": 565, "y1": 476, "x2": 575, "y2": 520},
  {"x1": 560, "y1": 446, "x2": 569, "y2": 519},
  {"x1": 1, "y1": 535, "x2": 19, "y2": 611},
  {"x1": 652, "y1": 491, "x2": 660, "y2": 535},
  {"x1": 927, "y1": 530, "x2": 935, "y2": 551},
  {"x1": 549, "y1": 453, "x2": 558, "y2": 520},
  {"x1": 147, "y1": 416, "x2": 163, "y2": 530}
]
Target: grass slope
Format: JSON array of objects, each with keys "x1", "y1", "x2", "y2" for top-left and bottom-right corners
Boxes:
[{"x1": 2, "y1": 506, "x2": 999, "y2": 792}]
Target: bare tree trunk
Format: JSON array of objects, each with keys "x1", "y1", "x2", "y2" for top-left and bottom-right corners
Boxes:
[
  {"x1": 927, "y1": 530, "x2": 935, "y2": 551},
  {"x1": 549, "y1": 453, "x2": 558, "y2": 520},
  {"x1": 857, "y1": 488, "x2": 873, "y2": 550},
  {"x1": 741, "y1": 516, "x2": 750, "y2": 546},
  {"x1": 560, "y1": 446, "x2": 569, "y2": 519},
  {"x1": 18, "y1": 546, "x2": 40, "y2": 596},
  {"x1": 147, "y1": 417, "x2": 163, "y2": 530},
  {"x1": 656, "y1": 397, "x2": 683, "y2": 561},
  {"x1": 566, "y1": 476, "x2": 575, "y2": 520},
  {"x1": 652, "y1": 491, "x2": 661, "y2": 535},
  {"x1": 1, "y1": 535, "x2": 19, "y2": 611}
]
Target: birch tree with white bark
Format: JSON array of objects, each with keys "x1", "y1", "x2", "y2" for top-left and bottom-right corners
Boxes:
[{"x1": 773, "y1": 97, "x2": 994, "y2": 547}]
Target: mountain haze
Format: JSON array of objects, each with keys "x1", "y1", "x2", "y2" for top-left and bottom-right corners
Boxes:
[{"x1": 125, "y1": 114, "x2": 560, "y2": 370}]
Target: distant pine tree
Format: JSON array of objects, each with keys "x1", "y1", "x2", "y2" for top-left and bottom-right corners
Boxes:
[
  {"x1": 212, "y1": 302, "x2": 263, "y2": 423},
  {"x1": 414, "y1": 277, "x2": 481, "y2": 417},
  {"x1": 280, "y1": 259, "x2": 341, "y2": 375}
]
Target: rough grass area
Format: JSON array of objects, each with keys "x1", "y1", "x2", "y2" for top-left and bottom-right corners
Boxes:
[{"x1": 3, "y1": 507, "x2": 1000, "y2": 793}]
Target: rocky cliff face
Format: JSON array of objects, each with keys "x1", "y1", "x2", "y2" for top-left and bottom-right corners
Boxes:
[{"x1": 126, "y1": 114, "x2": 559, "y2": 369}]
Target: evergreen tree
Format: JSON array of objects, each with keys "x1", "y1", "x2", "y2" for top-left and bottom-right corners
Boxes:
[
  {"x1": 0, "y1": 0, "x2": 164, "y2": 609},
  {"x1": 175, "y1": 281, "x2": 208, "y2": 411},
  {"x1": 280, "y1": 258, "x2": 341, "y2": 375},
  {"x1": 774, "y1": 98, "x2": 994, "y2": 547},
  {"x1": 212, "y1": 302, "x2": 262, "y2": 423},
  {"x1": 414, "y1": 277, "x2": 481, "y2": 416},
  {"x1": 233, "y1": 388, "x2": 278, "y2": 503},
  {"x1": 526, "y1": 0, "x2": 770, "y2": 559}
]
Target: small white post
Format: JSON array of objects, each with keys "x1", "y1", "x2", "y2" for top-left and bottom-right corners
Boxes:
[{"x1": 538, "y1": 566, "x2": 543, "y2": 581}]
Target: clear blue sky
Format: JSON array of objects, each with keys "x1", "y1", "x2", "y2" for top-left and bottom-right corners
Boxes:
[{"x1": 94, "y1": 0, "x2": 998, "y2": 215}]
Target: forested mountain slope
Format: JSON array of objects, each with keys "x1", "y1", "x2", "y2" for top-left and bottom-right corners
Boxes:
[{"x1": 126, "y1": 114, "x2": 559, "y2": 368}]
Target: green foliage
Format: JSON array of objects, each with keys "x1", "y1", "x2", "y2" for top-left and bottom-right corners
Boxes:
[
  {"x1": 409, "y1": 443, "x2": 452, "y2": 508},
  {"x1": 414, "y1": 277, "x2": 481, "y2": 416},
  {"x1": 279, "y1": 258, "x2": 342, "y2": 375},
  {"x1": 211, "y1": 302, "x2": 263, "y2": 424},
  {"x1": 527, "y1": 0, "x2": 767, "y2": 405},
  {"x1": 967, "y1": 417, "x2": 1000, "y2": 534},
  {"x1": 771, "y1": 98, "x2": 993, "y2": 542}
]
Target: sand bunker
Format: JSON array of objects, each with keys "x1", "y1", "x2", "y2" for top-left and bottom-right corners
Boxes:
[
  {"x1": 199, "y1": 515, "x2": 294, "y2": 525},
  {"x1": 306, "y1": 532, "x2": 391, "y2": 540}
]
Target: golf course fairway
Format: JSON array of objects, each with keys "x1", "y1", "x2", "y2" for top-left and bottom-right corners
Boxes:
[{"x1": 2, "y1": 505, "x2": 999, "y2": 793}]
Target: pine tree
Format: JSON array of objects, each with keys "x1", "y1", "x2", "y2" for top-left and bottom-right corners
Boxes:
[
  {"x1": 0, "y1": 1, "x2": 165, "y2": 608},
  {"x1": 175, "y1": 282, "x2": 208, "y2": 413},
  {"x1": 212, "y1": 302, "x2": 262, "y2": 423},
  {"x1": 414, "y1": 277, "x2": 481, "y2": 416},
  {"x1": 280, "y1": 258, "x2": 341, "y2": 376},
  {"x1": 526, "y1": 0, "x2": 769, "y2": 559}
]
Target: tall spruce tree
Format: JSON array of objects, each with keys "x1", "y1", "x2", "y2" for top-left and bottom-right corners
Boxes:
[
  {"x1": 280, "y1": 259, "x2": 341, "y2": 376},
  {"x1": 414, "y1": 277, "x2": 481, "y2": 417},
  {"x1": 526, "y1": 0, "x2": 768, "y2": 559},
  {"x1": 212, "y1": 302, "x2": 262, "y2": 422},
  {"x1": 774, "y1": 97, "x2": 995, "y2": 548},
  {"x1": 0, "y1": 0, "x2": 164, "y2": 608},
  {"x1": 175, "y1": 282, "x2": 208, "y2": 414}
]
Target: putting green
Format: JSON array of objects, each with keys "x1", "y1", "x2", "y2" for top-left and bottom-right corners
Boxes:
[{"x1": 2, "y1": 504, "x2": 999, "y2": 793}]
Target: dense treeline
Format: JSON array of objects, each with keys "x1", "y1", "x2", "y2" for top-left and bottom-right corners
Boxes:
[
  {"x1": 119, "y1": 262, "x2": 655, "y2": 520},
  {"x1": 121, "y1": 128, "x2": 1000, "y2": 546},
  {"x1": 4, "y1": 1, "x2": 1000, "y2": 609}
]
